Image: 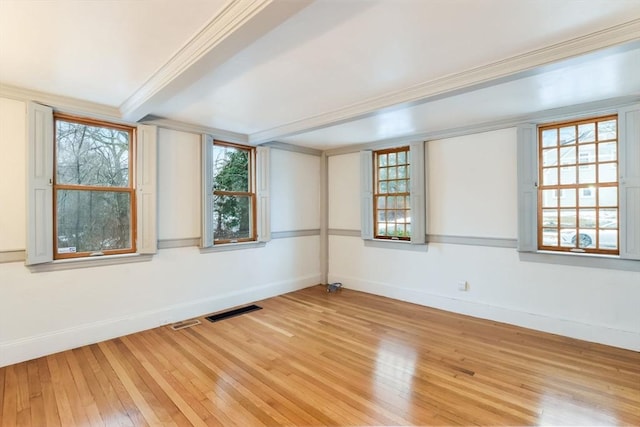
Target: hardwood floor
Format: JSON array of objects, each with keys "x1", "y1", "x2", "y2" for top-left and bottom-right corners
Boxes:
[{"x1": 1, "y1": 285, "x2": 639, "y2": 426}]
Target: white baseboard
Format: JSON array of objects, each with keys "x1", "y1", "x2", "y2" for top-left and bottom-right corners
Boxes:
[
  {"x1": 331, "y1": 275, "x2": 640, "y2": 352},
  {"x1": 0, "y1": 275, "x2": 321, "y2": 367}
]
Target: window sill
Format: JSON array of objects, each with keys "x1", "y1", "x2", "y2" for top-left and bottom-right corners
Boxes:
[
  {"x1": 519, "y1": 250, "x2": 640, "y2": 272},
  {"x1": 27, "y1": 253, "x2": 154, "y2": 273},
  {"x1": 200, "y1": 241, "x2": 266, "y2": 253},
  {"x1": 364, "y1": 239, "x2": 428, "y2": 252}
]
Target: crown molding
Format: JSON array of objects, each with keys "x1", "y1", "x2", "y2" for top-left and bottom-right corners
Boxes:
[
  {"x1": 260, "y1": 141, "x2": 322, "y2": 156},
  {"x1": 250, "y1": 19, "x2": 640, "y2": 144},
  {"x1": 140, "y1": 116, "x2": 248, "y2": 144},
  {"x1": 119, "y1": 0, "x2": 313, "y2": 122},
  {"x1": 0, "y1": 83, "x2": 121, "y2": 120}
]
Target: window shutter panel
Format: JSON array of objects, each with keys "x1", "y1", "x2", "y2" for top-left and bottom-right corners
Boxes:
[
  {"x1": 136, "y1": 124, "x2": 157, "y2": 254},
  {"x1": 26, "y1": 102, "x2": 54, "y2": 265},
  {"x1": 517, "y1": 124, "x2": 538, "y2": 252},
  {"x1": 201, "y1": 134, "x2": 214, "y2": 247},
  {"x1": 619, "y1": 104, "x2": 640, "y2": 260},
  {"x1": 256, "y1": 146, "x2": 271, "y2": 242},
  {"x1": 360, "y1": 150, "x2": 374, "y2": 240},
  {"x1": 409, "y1": 141, "x2": 426, "y2": 244}
]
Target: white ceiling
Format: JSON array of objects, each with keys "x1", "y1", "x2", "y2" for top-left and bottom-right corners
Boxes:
[{"x1": 1, "y1": 0, "x2": 639, "y2": 150}]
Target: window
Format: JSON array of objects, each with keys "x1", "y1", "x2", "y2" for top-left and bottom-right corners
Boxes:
[
  {"x1": 26, "y1": 102, "x2": 157, "y2": 266},
  {"x1": 54, "y1": 114, "x2": 135, "y2": 258},
  {"x1": 201, "y1": 135, "x2": 270, "y2": 248},
  {"x1": 538, "y1": 116, "x2": 618, "y2": 254},
  {"x1": 374, "y1": 147, "x2": 411, "y2": 240},
  {"x1": 517, "y1": 103, "x2": 640, "y2": 262},
  {"x1": 212, "y1": 141, "x2": 255, "y2": 244},
  {"x1": 360, "y1": 142, "x2": 425, "y2": 246}
]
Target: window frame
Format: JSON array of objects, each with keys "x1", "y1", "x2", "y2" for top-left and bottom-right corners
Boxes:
[
  {"x1": 211, "y1": 140, "x2": 257, "y2": 245},
  {"x1": 53, "y1": 113, "x2": 137, "y2": 259},
  {"x1": 536, "y1": 114, "x2": 619, "y2": 255},
  {"x1": 373, "y1": 146, "x2": 411, "y2": 241}
]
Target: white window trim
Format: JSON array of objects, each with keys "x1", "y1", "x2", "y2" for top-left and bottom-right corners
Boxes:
[
  {"x1": 360, "y1": 141, "x2": 427, "y2": 247},
  {"x1": 201, "y1": 134, "x2": 270, "y2": 249},
  {"x1": 517, "y1": 104, "x2": 640, "y2": 266},
  {"x1": 26, "y1": 102, "x2": 158, "y2": 268}
]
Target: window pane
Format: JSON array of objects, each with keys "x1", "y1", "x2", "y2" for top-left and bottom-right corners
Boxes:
[
  {"x1": 578, "y1": 144, "x2": 595, "y2": 163},
  {"x1": 560, "y1": 166, "x2": 576, "y2": 185},
  {"x1": 597, "y1": 120, "x2": 616, "y2": 141},
  {"x1": 542, "y1": 168, "x2": 558, "y2": 185},
  {"x1": 388, "y1": 181, "x2": 397, "y2": 193},
  {"x1": 56, "y1": 190, "x2": 131, "y2": 253},
  {"x1": 378, "y1": 167, "x2": 387, "y2": 180},
  {"x1": 598, "y1": 142, "x2": 616, "y2": 162},
  {"x1": 576, "y1": 230, "x2": 595, "y2": 248},
  {"x1": 578, "y1": 123, "x2": 595, "y2": 143},
  {"x1": 579, "y1": 188, "x2": 595, "y2": 207},
  {"x1": 599, "y1": 209, "x2": 617, "y2": 229},
  {"x1": 386, "y1": 196, "x2": 396, "y2": 209},
  {"x1": 542, "y1": 190, "x2": 557, "y2": 208},
  {"x1": 542, "y1": 129, "x2": 557, "y2": 147},
  {"x1": 213, "y1": 195, "x2": 252, "y2": 241},
  {"x1": 377, "y1": 210, "x2": 386, "y2": 222},
  {"x1": 559, "y1": 146, "x2": 576, "y2": 165},
  {"x1": 559, "y1": 189, "x2": 576, "y2": 207},
  {"x1": 377, "y1": 223, "x2": 386, "y2": 236},
  {"x1": 577, "y1": 164, "x2": 595, "y2": 184},
  {"x1": 397, "y1": 151, "x2": 406, "y2": 164},
  {"x1": 379, "y1": 154, "x2": 387, "y2": 167},
  {"x1": 542, "y1": 209, "x2": 557, "y2": 227},
  {"x1": 559, "y1": 126, "x2": 576, "y2": 145},
  {"x1": 579, "y1": 209, "x2": 596, "y2": 228},
  {"x1": 542, "y1": 148, "x2": 558, "y2": 166},
  {"x1": 542, "y1": 228, "x2": 558, "y2": 246},
  {"x1": 598, "y1": 163, "x2": 617, "y2": 183},
  {"x1": 560, "y1": 229, "x2": 576, "y2": 247},
  {"x1": 397, "y1": 180, "x2": 407, "y2": 193},
  {"x1": 599, "y1": 187, "x2": 617, "y2": 206},
  {"x1": 56, "y1": 120, "x2": 130, "y2": 187},
  {"x1": 388, "y1": 167, "x2": 397, "y2": 179},
  {"x1": 377, "y1": 197, "x2": 386, "y2": 209},
  {"x1": 397, "y1": 166, "x2": 406, "y2": 178},
  {"x1": 560, "y1": 209, "x2": 576, "y2": 227},
  {"x1": 388, "y1": 153, "x2": 396, "y2": 166},
  {"x1": 599, "y1": 230, "x2": 618, "y2": 250},
  {"x1": 213, "y1": 145, "x2": 249, "y2": 192},
  {"x1": 379, "y1": 181, "x2": 387, "y2": 193}
]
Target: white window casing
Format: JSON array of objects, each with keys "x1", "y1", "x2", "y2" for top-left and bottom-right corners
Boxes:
[
  {"x1": 256, "y1": 146, "x2": 271, "y2": 242},
  {"x1": 409, "y1": 141, "x2": 426, "y2": 245},
  {"x1": 201, "y1": 134, "x2": 215, "y2": 247}
]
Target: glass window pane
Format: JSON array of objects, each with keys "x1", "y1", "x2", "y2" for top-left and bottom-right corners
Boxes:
[
  {"x1": 213, "y1": 195, "x2": 252, "y2": 241},
  {"x1": 560, "y1": 209, "x2": 576, "y2": 227},
  {"x1": 396, "y1": 196, "x2": 405, "y2": 209},
  {"x1": 578, "y1": 164, "x2": 595, "y2": 184},
  {"x1": 397, "y1": 166, "x2": 406, "y2": 178},
  {"x1": 377, "y1": 223, "x2": 386, "y2": 236},
  {"x1": 559, "y1": 146, "x2": 576, "y2": 165},
  {"x1": 579, "y1": 187, "x2": 595, "y2": 207},
  {"x1": 542, "y1": 148, "x2": 558, "y2": 166},
  {"x1": 560, "y1": 166, "x2": 576, "y2": 185},
  {"x1": 599, "y1": 209, "x2": 617, "y2": 229},
  {"x1": 379, "y1": 182, "x2": 387, "y2": 193},
  {"x1": 559, "y1": 189, "x2": 576, "y2": 207},
  {"x1": 559, "y1": 126, "x2": 576, "y2": 145},
  {"x1": 578, "y1": 144, "x2": 595, "y2": 163},
  {"x1": 599, "y1": 230, "x2": 618, "y2": 250},
  {"x1": 579, "y1": 209, "x2": 596, "y2": 228},
  {"x1": 597, "y1": 120, "x2": 617, "y2": 141},
  {"x1": 576, "y1": 230, "x2": 595, "y2": 248},
  {"x1": 56, "y1": 120, "x2": 130, "y2": 187},
  {"x1": 378, "y1": 167, "x2": 387, "y2": 180},
  {"x1": 542, "y1": 167, "x2": 558, "y2": 185},
  {"x1": 542, "y1": 228, "x2": 558, "y2": 246},
  {"x1": 388, "y1": 153, "x2": 396, "y2": 166},
  {"x1": 213, "y1": 145, "x2": 249, "y2": 192},
  {"x1": 598, "y1": 142, "x2": 617, "y2": 162},
  {"x1": 379, "y1": 154, "x2": 387, "y2": 167},
  {"x1": 56, "y1": 190, "x2": 131, "y2": 253},
  {"x1": 542, "y1": 190, "x2": 558, "y2": 208},
  {"x1": 542, "y1": 129, "x2": 557, "y2": 147},
  {"x1": 387, "y1": 196, "x2": 396, "y2": 209},
  {"x1": 560, "y1": 229, "x2": 576, "y2": 247},
  {"x1": 598, "y1": 163, "x2": 617, "y2": 183},
  {"x1": 377, "y1": 197, "x2": 385, "y2": 209},
  {"x1": 377, "y1": 211, "x2": 386, "y2": 222},
  {"x1": 388, "y1": 181, "x2": 397, "y2": 193},
  {"x1": 387, "y1": 223, "x2": 396, "y2": 235},
  {"x1": 397, "y1": 151, "x2": 407, "y2": 164},
  {"x1": 578, "y1": 123, "x2": 595, "y2": 143},
  {"x1": 542, "y1": 209, "x2": 557, "y2": 227},
  {"x1": 388, "y1": 167, "x2": 397, "y2": 179},
  {"x1": 599, "y1": 187, "x2": 617, "y2": 206},
  {"x1": 397, "y1": 180, "x2": 407, "y2": 193},
  {"x1": 405, "y1": 223, "x2": 411, "y2": 237}
]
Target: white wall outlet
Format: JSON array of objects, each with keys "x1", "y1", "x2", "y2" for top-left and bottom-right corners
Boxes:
[{"x1": 457, "y1": 280, "x2": 468, "y2": 291}]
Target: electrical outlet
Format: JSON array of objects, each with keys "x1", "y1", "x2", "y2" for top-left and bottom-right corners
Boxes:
[{"x1": 457, "y1": 280, "x2": 468, "y2": 291}]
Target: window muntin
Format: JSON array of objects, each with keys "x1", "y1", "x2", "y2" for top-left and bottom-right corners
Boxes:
[
  {"x1": 538, "y1": 115, "x2": 618, "y2": 254},
  {"x1": 54, "y1": 114, "x2": 135, "y2": 258},
  {"x1": 374, "y1": 146, "x2": 411, "y2": 240},
  {"x1": 212, "y1": 141, "x2": 256, "y2": 244}
]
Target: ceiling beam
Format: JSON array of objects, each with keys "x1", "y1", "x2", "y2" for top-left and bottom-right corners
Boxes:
[{"x1": 120, "y1": 0, "x2": 314, "y2": 123}]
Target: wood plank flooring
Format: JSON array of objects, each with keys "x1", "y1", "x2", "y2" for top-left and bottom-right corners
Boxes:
[{"x1": 1, "y1": 285, "x2": 639, "y2": 426}]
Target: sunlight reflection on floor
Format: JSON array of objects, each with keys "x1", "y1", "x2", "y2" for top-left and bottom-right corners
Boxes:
[
  {"x1": 373, "y1": 339, "x2": 417, "y2": 415},
  {"x1": 537, "y1": 392, "x2": 619, "y2": 426}
]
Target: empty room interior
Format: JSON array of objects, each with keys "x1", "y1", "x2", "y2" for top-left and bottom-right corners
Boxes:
[{"x1": 1, "y1": 0, "x2": 640, "y2": 425}]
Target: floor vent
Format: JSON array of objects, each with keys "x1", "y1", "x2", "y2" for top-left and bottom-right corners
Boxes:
[
  {"x1": 170, "y1": 319, "x2": 201, "y2": 331},
  {"x1": 206, "y1": 304, "x2": 262, "y2": 323}
]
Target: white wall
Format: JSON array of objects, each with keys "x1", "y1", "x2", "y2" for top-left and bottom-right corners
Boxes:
[
  {"x1": 327, "y1": 129, "x2": 640, "y2": 351},
  {"x1": 0, "y1": 97, "x2": 322, "y2": 367}
]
